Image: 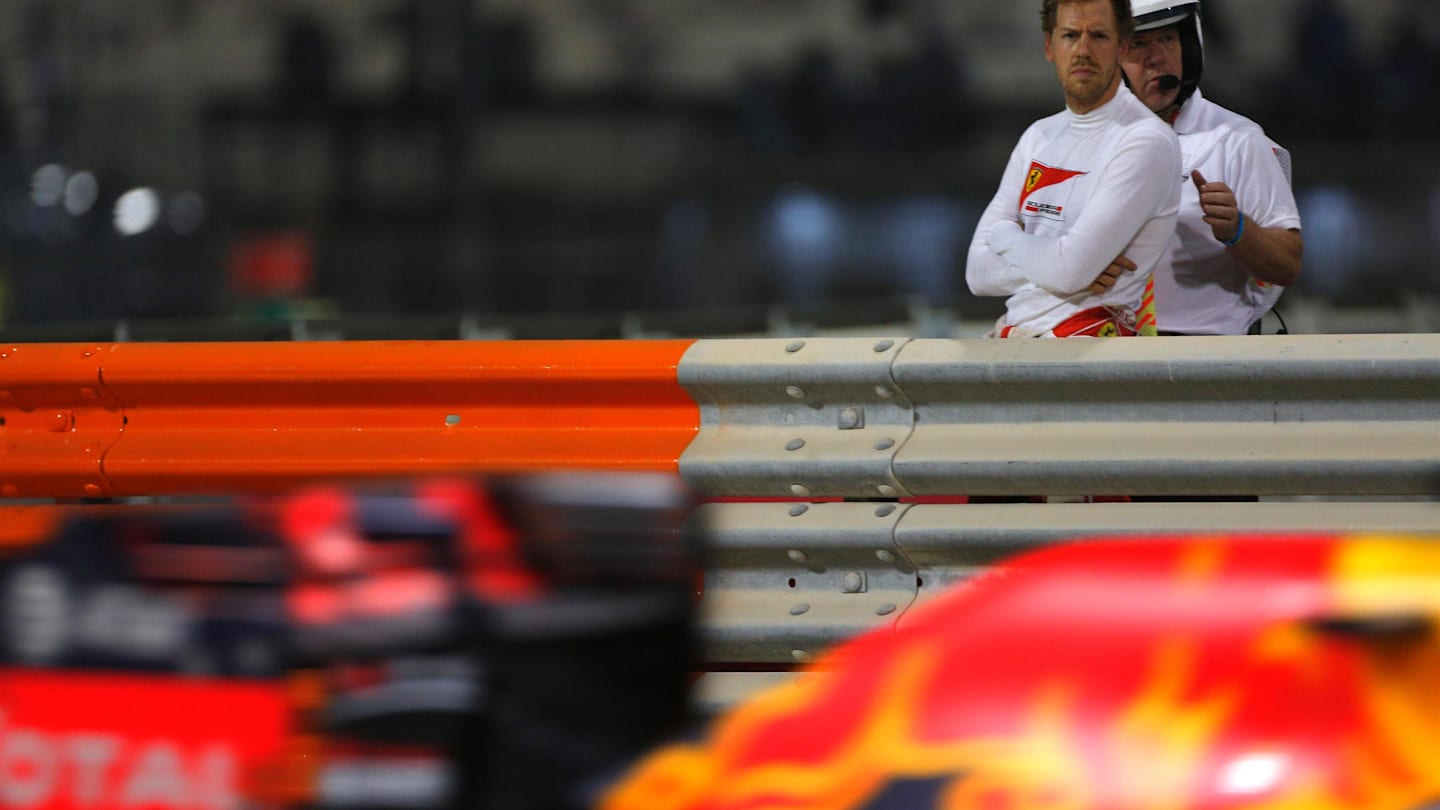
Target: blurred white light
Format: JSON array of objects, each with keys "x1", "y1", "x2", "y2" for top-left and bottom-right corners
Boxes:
[
  {"x1": 1218, "y1": 753, "x2": 1287, "y2": 796},
  {"x1": 63, "y1": 171, "x2": 98, "y2": 216},
  {"x1": 1294, "y1": 186, "x2": 1362, "y2": 297},
  {"x1": 884, "y1": 196, "x2": 966, "y2": 297},
  {"x1": 168, "y1": 190, "x2": 207, "y2": 236},
  {"x1": 30, "y1": 164, "x2": 66, "y2": 207},
  {"x1": 113, "y1": 188, "x2": 161, "y2": 236},
  {"x1": 768, "y1": 186, "x2": 844, "y2": 304},
  {"x1": 773, "y1": 187, "x2": 840, "y2": 252}
]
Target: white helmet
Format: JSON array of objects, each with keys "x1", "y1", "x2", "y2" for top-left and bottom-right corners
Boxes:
[{"x1": 1130, "y1": 0, "x2": 1204, "y2": 109}]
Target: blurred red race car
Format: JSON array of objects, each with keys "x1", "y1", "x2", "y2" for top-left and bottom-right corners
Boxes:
[{"x1": 601, "y1": 533, "x2": 1440, "y2": 810}]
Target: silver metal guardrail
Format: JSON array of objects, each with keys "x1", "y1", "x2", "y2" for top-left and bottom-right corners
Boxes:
[
  {"x1": 694, "y1": 500, "x2": 1440, "y2": 666},
  {"x1": 679, "y1": 334, "x2": 1440, "y2": 498},
  {"x1": 691, "y1": 499, "x2": 1440, "y2": 710}
]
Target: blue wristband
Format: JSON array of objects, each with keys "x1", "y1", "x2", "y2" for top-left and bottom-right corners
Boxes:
[{"x1": 1223, "y1": 212, "x2": 1246, "y2": 247}]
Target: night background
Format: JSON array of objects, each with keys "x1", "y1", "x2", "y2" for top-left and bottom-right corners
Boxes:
[{"x1": 0, "y1": 0, "x2": 1434, "y2": 339}]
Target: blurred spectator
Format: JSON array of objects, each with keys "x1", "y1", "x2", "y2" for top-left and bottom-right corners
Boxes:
[
  {"x1": 464, "y1": 14, "x2": 539, "y2": 108},
  {"x1": 858, "y1": 0, "x2": 970, "y2": 151},
  {"x1": 593, "y1": 0, "x2": 659, "y2": 106},
  {"x1": 913, "y1": 31, "x2": 971, "y2": 145},
  {"x1": 386, "y1": 0, "x2": 426, "y2": 104},
  {"x1": 1288, "y1": 0, "x2": 1371, "y2": 137},
  {"x1": 1375, "y1": 6, "x2": 1440, "y2": 134},
  {"x1": 276, "y1": 13, "x2": 337, "y2": 108},
  {"x1": 782, "y1": 46, "x2": 846, "y2": 152},
  {"x1": 19, "y1": 1, "x2": 64, "y2": 152},
  {"x1": 862, "y1": 0, "x2": 904, "y2": 24},
  {"x1": 737, "y1": 65, "x2": 796, "y2": 154},
  {"x1": 1199, "y1": 0, "x2": 1231, "y2": 52}
]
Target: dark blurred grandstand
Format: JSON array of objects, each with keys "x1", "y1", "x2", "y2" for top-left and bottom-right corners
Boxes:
[{"x1": 0, "y1": 0, "x2": 1434, "y2": 339}]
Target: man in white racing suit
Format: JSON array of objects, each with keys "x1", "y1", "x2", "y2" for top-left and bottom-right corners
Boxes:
[
  {"x1": 1122, "y1": 0, "x2": 1303, "y2": 335},
  {"x1": 966, "y1": 0, "x2": 1181, "y2": 338}
]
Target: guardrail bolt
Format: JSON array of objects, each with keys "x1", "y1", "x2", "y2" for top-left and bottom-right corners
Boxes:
[
  {"x1": 50, "y1": 411, "x2": 74, "y2": 432},
  {"x1": 785, "y1": 386, "x2": 807, "y2": 400},
  {"x1": 786, "y1": 341, "x2": 806, "y2": 354},
  {"x1": 874, "y1": 340, "x2": 895, "y2": 353},
  {"x1": 789, "y1": 604, "x2": 811, "y2": 616},
  {"x1": 876, "y1": 549, "x2": 897, "y2": 563},
  {"x1": 841, "y1": 572, "x2": 867, "y2": 594},
  {"x1": 838, "y1": 408, "x2": 864, "y2": 430},
  {"x1": 789, "y1": 504, "x2": 809, "y2": 517},
  {"x1": 876, "y1": 603, "x2": 897, "y2": 616},
  {"x1": 786, "y1": 438, "x2": 806, "y2": 451},
  {"x1": 874, "y1": 438, "x2": 896, "y2": 451},
  {"x1": 790, "y1": 484, "x2": 812, "y2": 497},
  {"x1": 875, "y1": 386, "x2": 895, "y2": 399},
  {"x1": 875, "y1": 504, "x2": 896, "y2": 518},
  {"x1": 787, "y1": 550, "x2": 809, "y2": 563},
  {"x1": 791, "y1": 650, "x2": 812, "y2": 662}
]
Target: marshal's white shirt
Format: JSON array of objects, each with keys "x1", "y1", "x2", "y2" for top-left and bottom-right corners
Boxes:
[
  {"x1": 1154, "y1": 89, "x2": 1303, "y2": 335},
  {"x1": 966, "y1": 81, "x2": 1182, "y2": 334}
]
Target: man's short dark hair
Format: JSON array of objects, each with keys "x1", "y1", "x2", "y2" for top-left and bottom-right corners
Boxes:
[{"x1": 1041, "y1": 0, "x2": 1135, "y2": 41}]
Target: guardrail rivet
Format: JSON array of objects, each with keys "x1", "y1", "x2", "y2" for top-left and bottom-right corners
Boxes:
[
  {"x1": 786, "y1": 439, "x2": 806, "y2": 452},
  {"x1": 841, "y1": 572, "x2": 866, "y2": 593},
  {"x1": 875, "y1": 386, "x2": 894, "y2": 399},
  {"x1": 786, "y1": 341, "x2": 806, "y2": 354},
  {"x1": 876, "y1": 603, "x2": 897, "y2": 616},
  {"x1": 876, "y1": 549, "x2": 896, "y2": 563},
  {"x1": 874, "y1": 340, "x2": 895, "y2": 353},
  {"x1": 50, "y1": 411, "x2": 73, "y2": 432},
  {"x1": 874, "y1": 438, "x2": 896, "y2": 451},
  {"x1": 875, "y1": 504, "x2": 896, "y2": 518},
  {"x1": 789, "y1": 604, "x2": 810, "y2": 616},
  {"x1": 785, "y1": 386, "x2": 807, "y2": 400},
  {"x1": 790, "y1": 484, "x2": 812, "y2": 497},
  {"x1": 877, "y1": 484, "x2": 899, "y2": 498},
  {"x1": 838, "y1": 408, "x2": 864, "y2": 430},
  {"x1": 791, "y1": 650, "x2": 812, "y2": 662},
  {"x1": 787, "y1": 550, "x2": 809, "y2": 563},
  {"x1": 789, "y1": 504, "x2": 809, "y2": 517}
]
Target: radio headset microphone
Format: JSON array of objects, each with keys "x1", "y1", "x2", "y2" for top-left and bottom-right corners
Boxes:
[{"x1": 1158, "y1": 75, "x2": 1182, "y2": 91}]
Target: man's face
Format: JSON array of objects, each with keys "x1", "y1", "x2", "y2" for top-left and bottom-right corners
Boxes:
[
  {"x1": 1122, "y1": 24, "x2": 1184, "y2": 113},
  {"x1": 1045, "y1": 0, "x2": 1126, "y2": 114}
]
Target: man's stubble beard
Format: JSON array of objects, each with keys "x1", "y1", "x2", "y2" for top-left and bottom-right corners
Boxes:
[{"x1": 1065, "y1": 61, "x2": 1119, "y2": 110}]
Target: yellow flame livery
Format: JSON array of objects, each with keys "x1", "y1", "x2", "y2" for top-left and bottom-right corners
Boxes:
[{"x1": 602, "y1": 534, "x2": 1440, "y2": 810}]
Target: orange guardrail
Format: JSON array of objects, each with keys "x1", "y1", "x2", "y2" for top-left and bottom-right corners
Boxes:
[
  {"x1": 0, "y1": 343, "x2": 124, "y2": 499},
  {"x1": 0, "y1": 341, "x2": 699, "y2": 499}
]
